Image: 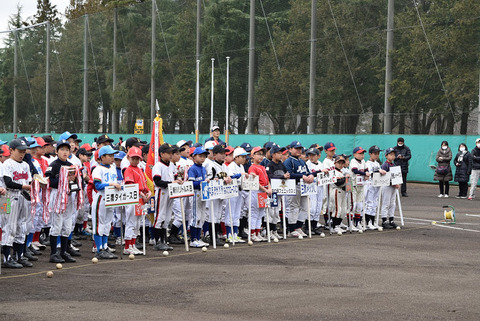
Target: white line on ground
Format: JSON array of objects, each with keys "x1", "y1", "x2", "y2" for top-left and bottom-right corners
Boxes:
[
  {"x1": 465, "y1": 214, "x2": 480, "y2": 218},
  {"x1": 403, "y1": 217, "x2": 480, "y2": 232}
]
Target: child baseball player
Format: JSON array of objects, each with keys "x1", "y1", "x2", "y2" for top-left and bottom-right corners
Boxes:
[
  {"x1": 380, "y1": 148, "x2": 401, "y2": 229},
  {"x1": 322, "y1": 142, "x2": 336, "y2": 227},
  {"x1": 188, "y1": 147, "x2": 210, "y2": 248},
  {"x1": 123, "y1": 147, "x2": 151, "y2": 255},
  {"x1": 305, "y1": 147, "x2": 326, "y2": 235},
  {"x1": 329, "y1": 155, "x2": 347, "y2": 233},
  {"x1": 364, "y1": 145, "x2": 384, "y2": 230},
  {"x1": 45, "y1": 139, "x2": 83, "y2": 264},
  {"x1": 349, "y1": 147, "x2": 370, "y2": 230},
  {"x1": 248, "y1": 147, "x2": 272, "y2": 241},
  {"x1": 91, "y1": 145, "x2": 120, "y2": 259},
  {"x1": 2, "y1": 139, "x2": 32, "y2": 268}
]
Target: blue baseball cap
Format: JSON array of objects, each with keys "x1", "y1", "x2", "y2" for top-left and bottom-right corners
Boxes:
[
  {"x1": 56, "y1": 139, "x2": 70, "y2": 151},
  {"x1": 385, "y1": 147, "x2": 395, "y2": 155},
  {"x1": 98, "y1": 145, "x2": 118, "y2": 158},
  {"x1": 0, "y1": 140, "x2": 8, "y2": 146},
  {"x1": 240, "y1": 142, "x2": 252, "y2": 152},
  {"x1": 324, "y1": 142, "x2": 336, "y2": 151},
  {"x1": 264, "y1": 142, "x2": 275, "y2": 150},
  {"x1": 290, "y1": 141, "x2": 303, "y2": 149},
  {"x1": 28, "y1": 138, "x2": 41, "y2": 148},
  {"x1": 114, "y1": 151, "x2": 126, "y2": 160},
  {"x1": 353, "y1": 146, "x2": 366, "y2": 154},
  {"x1": 270, "y1": 145, "x2": 286, "y2": 154},
  {"x1": 59, "y1": 131, "x2": 78, "y2": 141},
  {"x1": 192, "y1": 147, "x2": 208, "y2": 156},
  {"x1": 306, "y1": 148, "x2": 320, "y2": 156}
]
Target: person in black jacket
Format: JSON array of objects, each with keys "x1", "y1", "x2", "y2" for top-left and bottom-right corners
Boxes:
[
  {"x1": 467, "y1": 138, "x2": 480, "y2": 200},
  {"x1": 454, "y1": 143, "x2": 472, "y2": 198},
  {"x1": 393, "y1": 137, "x2": 411, "y2": 197}
]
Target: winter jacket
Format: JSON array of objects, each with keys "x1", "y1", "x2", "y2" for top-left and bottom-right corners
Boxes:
[
  {"x1": 454, "y1": 151, "x2": 472, "y2": 183},
  {"x1": 471, "y1": 147, "x2": 480, "y2": 170},
  {"x1": 393, "y1": 144, "x2": 411, "y2": 173},
  {"x1": 433, "y1": 147, "x2": 452, "y2": 182}
]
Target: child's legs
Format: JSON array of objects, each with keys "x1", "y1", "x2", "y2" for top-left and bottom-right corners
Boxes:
[
  {"x1": 14, "y1": 197, "x2": 28, "y2": 244},
  {"x1": 4, "y1": 194, "x2": 21, "y2": 246},
  {"x1": 381, "y1": 186, "x2": 395, "y2": 218},
  {"x1": 287, "y1": 191, "x2": 301, "y2": 225},
  {"x1": 124, "y1": 205, "x2": 136, "y2": 240},
  {"x1": 255, "y1": 207, "x2": 265, "y2": 230},
  {"x1": 172, "y1": 198, "x2": 182, "y2": 228},
  {"x1": 297, "y1": 195, "x2": 309, "y2": 222}
]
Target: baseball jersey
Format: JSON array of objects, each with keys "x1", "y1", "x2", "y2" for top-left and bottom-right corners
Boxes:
[
  {"x1": 3, "y1": 158, "x2": 32, "y2": 187},
  {"x1": 203, "y1": 158, "x2": 214, "y2": 179},
  {"x1": 306, "y1": 160, "x2": 324, "y2": 174},
  {"x1": 323, "y1": 157, "x2": 335, "y2": 172},
  {"x1": 211, "y1": 160, "x2": 229, "y2": 179},
  {"x1": 350, "y1": 158, "x2": 368, "y2": 187},
  {"x1": 248, "y1": 164, "x2": 269, "y2": 187},
  {"x1": 120, "y1": 157, "x2": 130, "y2": 171},
  {"x1": 92, "y1": 163, "x2": 118, "y2": 195},
  {"x1": 188, "y1": 163, "x2": 208, "y2": 190},
  {"x1": 366, "y1": 159, "x2": 382, "y2": 175},
  {"x1": 227, "y1": 161, "x2": 245, "y2": 184},
  {"x1": 32, "y1": 156, "x2": 48, "y2": 176},
  {"x1": 152, "y1": 161, "x2": 175, "y2": 190}
]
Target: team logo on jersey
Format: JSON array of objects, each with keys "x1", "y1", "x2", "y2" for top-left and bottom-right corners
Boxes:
[{"x1": 13, "y1": 171, "x2": 29, "y2": 180}]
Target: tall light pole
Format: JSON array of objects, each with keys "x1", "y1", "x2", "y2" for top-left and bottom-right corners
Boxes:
[{"x1": 384, "y1": 0, "x2": 394, "y2": 134}]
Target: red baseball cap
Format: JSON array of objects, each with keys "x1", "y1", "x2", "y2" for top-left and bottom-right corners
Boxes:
[
  {"x1": 81, "y1": 143, "x2": 93, "y2": 151},
  {"x1": 127, "y1": 146, "x2": 143, "y2": 159},
  {"x1": 225, "y1": 146, "x2": 234, "y2": 155},
  {"x1": 35, "y1": 137, "x2": 46, "y2": 147},
  {"x1": 251, "y1": 146, "x2": 265, "y2": 156},
  {"x1": 2, "y1": 144, "x2": 10, "y2": 157}
]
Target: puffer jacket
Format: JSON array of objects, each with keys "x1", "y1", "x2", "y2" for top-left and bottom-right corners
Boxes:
[
  {"x1": 434, "y1": 147, "x2": 452, "y2": 182},
  {"x1": 471, "y1": 147, "x2": 480, "y2": 170},
  {"x1": 393, "y1": 144, "x2": 411, "y2": 173},
  {"x1": 454, "y1": 151, "x2": 472, "y2": 183}
]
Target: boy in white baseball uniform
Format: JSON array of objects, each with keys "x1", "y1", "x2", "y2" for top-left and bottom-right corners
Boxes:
[
  {"x1": 364, "y1": 145, "x2": 383, "y2": 230},
  {"x1": 349, "y1": 147, "x2": 370, "y2": 230},
  {"x1": 380, "y1": 148, "x2": 401, "y2": 229},
  {"x1": 305, "y1": 147, "x2": 326, "y2": 235}
]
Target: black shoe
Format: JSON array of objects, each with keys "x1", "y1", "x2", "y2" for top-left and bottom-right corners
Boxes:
[
  {"x1": 17, "y1": 257, "x2": 33, "y2": 267},
  {"x1": 3, "y1": 257, "x2": 23, "y2": 268},
  {"x1": 153, "y1": 242, "x2": 173, "y2": 251},
  {"x1": 390, "y1": 221, "x2": 398, "y2": 229},
  {"x1": 382, "y1": 221, "x2": 394, "y2": 229},
  {"x1": 105, "y1": 248, "x2": 118, "y2": 259},
  {"x1": 402, "y1": 193, "x2": 408, "y2": 197},
  {"x1": 50, "y1": 252, "x2": 65, "y2": 263},
  {"x1": 71, "y1": 239, "x2": 82, "y2": 247},
  {"x1": 168, "y1": 235, "x2": 184, "y2": 244},
  {"x1": 95, "y1": 249, "x2": 111, "y2": 260},
  {"x1": 212, "y1": 238, "x2": 225, "y2": 246},
  {"x1": 61, "y1": 252, "x2": 77, "y2": 263},
  {"x1": 23, "y1": 250, "x2": 38, "y2": 261},
  {"x1": 67, "y1": 247, "x2": 81, "y2": 257},
  {"x1": 238, "y1": 231, "x2": 248, "y2": 239},
  {"x1": 135, "y1": 240, "x2": 143, "y2": 250},
  {"x1": 313, "y1": 227, "x2": 324, "y2": 235},
  {"x1": 28, "y1": 245, "x2": 42, "y2": 256}
]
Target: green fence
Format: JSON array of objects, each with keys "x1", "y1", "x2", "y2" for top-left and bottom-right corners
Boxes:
[{"x1": 4, "y1": 133, "x2": 479, "y2": 184}]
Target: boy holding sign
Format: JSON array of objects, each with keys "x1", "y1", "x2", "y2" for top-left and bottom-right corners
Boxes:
[
  {"x1": 364, "y1": 146, "x2": 384, "y2": 230},
  {"x1": 380, "y1": 148, "x2": 401, "y2": 229},
  {"x1": 349, "y1": 147, "x2": 370, "y2": 230},
  {"x1": 305, "y1": 148, "x2": 326, "y2": 235}
]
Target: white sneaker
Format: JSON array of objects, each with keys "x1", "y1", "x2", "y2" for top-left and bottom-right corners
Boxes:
[
  {"x1": 71, "y1": 245, "x2": 80, "y2": 251},
  {"x1": 272, "y1": 231, "x2": 283, "y2": 240},
  {"x1": 123, "y1": 246, "x2": 134, "y2": 255},
  {"x1": 92, "y1": 246, "x2": 97, "y2": 253},
  {"x1": 444, "y1": 194, "x2": 449, "y2": 198},
  {"x1": 190, "y1": 240, "x2": 204, "y2": 248},
  {"x1": 437, "y1": 194, "x2": 444, "y2": 198},
  {"x1": 366, "y1": 222, "x2": 376, "y2": 230},
  {"x1": 288, "y1": 230, "x2": 300, "y2": 238},
  {"x1": 226, "y1": 235, "x2": 234, "y2": 243},
  {"x1": 296, "y1": 228, "x2": 307, "y2": 237},
  {"x1": 339, "y1": 222, "x2": 348, "y2": 229},
  {"x1": 198, "y1": 239, "x2": 209, "y2": 247},
  {"x1": 149, "y1": 238, "x2": 156, "y2": 246},
  {"x1": 256, "y1": 234, "x2": 267, "y2": 242},
  {"x1": 349, "y1": 224, "x2": 359, "y2": 232},
  {"x1": 251, "y1": 234, "x2": 261, "y2": 242},
  {"x1": 132, "y1": 245, "x2": 143, "y2": 255},
  {"x1": 106, "y1": 246, "x2": 116, "y2": 253},
  {"x1": 115, "y1": 237, "x2": 122, "y2": 246},
  {"x1": 234, "y1": 234, "x2": 245, "y2": 243},
  {"x1": 333, "y1": 227, "x2": 344, "y2": 234},
  {"x1": 356, "y1": 222, "x2": 364, "y2": 230}
]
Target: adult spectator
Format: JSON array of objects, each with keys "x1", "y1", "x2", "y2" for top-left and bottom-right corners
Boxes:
[
  {"x1": 454, "y1": 143, "x2": 472, "y2": 199},
  {"x1": 468, "y1": 138, "x2": 480, "y2": 200},
  {"x1": 205, "y1": 125, "x2": 226, "y2": 147},
  {"x1": 434, "y1": 141, "x2": 452, "y2": 198},
  {"x1": 393, "y1": 137, "x2": 411, "y2": 197}
]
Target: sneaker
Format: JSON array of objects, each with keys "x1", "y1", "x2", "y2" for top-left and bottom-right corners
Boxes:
[
  {"x1": 296, "y1": 228, "x2": 307, "y2": 237},
  {"x1": 389, "y1": 221, "x2": 398, "y2": 229},
  {"x1": 234, "y1": 234, "x2": 246, "y2": 243},
  {"x1": 213, "y1": 238, "x2": 225, "y2": 246},
  {"x1": 153, "y1": 242, "x2": 173, "y2": 251},
  {"x1": 17, "y1": 256, "x2": 33, "y2": 267},
  {"x1": 115, "y1": 237, "x2": 122, "y2": 246},
  {"x1": 168, "y1": 234, "x2": 184, "y2": 245},
  {"x1": 468, "y1": 197, "x2": 473, "y2": 200},
  {"x1": 382, "y1": 221, "x2": 394, "y2": 229},
  {"x1": 226, "y1": 235, "x2": 234, "y2": 243},
  {"x1": 272, "y1": 231, "x2": 283, "y2": 240},
  {"x1": 190, "y1": 240, "x2": 204, "y2": 248},
  {"x1": 198, "y1": 239, "x2": 209, "y2": 247},
  {"x1": 356, "y1": 222, "x2": 364, "y2": 230},
  {"x1": 349, "y1": 224, "x2": 359, "y2": 232},
  {"x1": 444, "y1": 194, "x2": 449, "y2": 198},
  {"x1": 367, "y1": 222, "x2": 377, "y2": 230},
  {"x1": 32, "y1": 241, "x2": 46, "y2": 250},
  {"x1": 220, "y1": 234, "x2": 227, "y2": 240},
  {"x1": 339, "y1": 222, "x2": 348, "y2": 229},
  {"x1": 92, "y1": 246, "x2": 97, "y2": 253},
  {"x1": 288, "y1": 230, "x2": 300, "y2": 238},
  {"x1": 71, "y1": 239, "x2": 82, "y2": 247},
  {"x1": 251, "y1": 234, "x2": 262, "y2": 242},
  {"x1": 28, "y1": 245, "x2": 42, "y2": 256},
  {"x1": 24, "y1": 250, "x2": 38, "y2": 261},
  {"x1": 455, "y1": 195, "x2": 462, "y2": 199},
  {"x1": 333, "y1": 227, "x2": 345, "y2": 234},
  {"x1": 149, "y1": 238, "x2": 156, "y2": 246},
  {"x1": 67, "y1": 246, "x2": 81, "y2": 257},
  {"x1": 49, "y1": 252, "x2": 65, "y2": 263},
  {"x1": 106, "y1": 246, "x2": 116, "y2": 253},
  {"x1": 95, "y1": 249, "x2": 111, "y2": 260},
  {"x1": 132, "y1": 245, "x2": 143, "y2": 255},
  {"x1": 105, "y1": 248, "x2": 118, "y2": 259},
  {"x1": 61, "y1": 252, "x2": 77, "y2": 263},
  {"x1": 123, "y1": 246, "x2": 134, "y2": 255},
  {"x1": 437, "y1": 194, "x2": 444, "y2": 198},
  {"x1": 256, "y1": 234, "x2": 267, "y2": 242},
  {"x1": 3, "y1": 257, "x2": 23, "y2": 268},
  {"x1": 460, "y1": 196, "x2": 467, "y2": 199}
]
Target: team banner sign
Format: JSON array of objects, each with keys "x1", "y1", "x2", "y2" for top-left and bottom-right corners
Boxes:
[
  {"x1": 241, "y1": 175, "x2": 259, "y2": 191},
  {"x1": 223, "y1": 179, "x2": 239, "y2": 199},
  {"x1": 105, "y1": 184, "x2": 139, "y2": 207},
  {"x1": 201, "y1": 179, "x2": 239, "y2": 201},
  {"x1": 390, "y1": 166, "x2": 403, "y2": 185},
  {"x1": 168, "y1": 181, "x2": 194, "y2": 199},
  {"x1": 372, "y1": 172, "x2": 391, "y2": 187},
  {"x1": 0, "y1": 195, "x2": 11, "y2": 214},
  {"x1": 271, "y1": 179, "x2": 296, "y2": 196},
  {"x1": 300, "y1": 180, "x2": 317, "y2": 196},
  {"x1": 317, "y1": 171, "x2": 337, "y2": 186}
]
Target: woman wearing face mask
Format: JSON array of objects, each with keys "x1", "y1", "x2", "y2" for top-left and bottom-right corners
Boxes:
[
  {"x1": 453, "y1": 143, "x2": 472, "y2": 198},
  {"x1": 467, "y1": 138, "x2": 480, "y2": 200},
  {"x1": 434, "y1": 141, "x2": 452, "y2": 198}
]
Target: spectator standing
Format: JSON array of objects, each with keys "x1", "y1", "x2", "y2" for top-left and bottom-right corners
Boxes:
[
  {"x1": 434, "y1": 141, "x2": 452, "y2": 198},
  {"x1": 393, "y1": 137, "x2": 411, "y2": 197},
  {"x1": 454, "y1": 143, "x2": 472, "y2": 199},
  {"x1": 467, "y1": 138, "x2": 480, "y2": 200}
]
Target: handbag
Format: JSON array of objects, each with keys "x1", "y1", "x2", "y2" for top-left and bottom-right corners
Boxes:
[{"x1": 436, "y1": 165, "x2": 449, "y2": 176}]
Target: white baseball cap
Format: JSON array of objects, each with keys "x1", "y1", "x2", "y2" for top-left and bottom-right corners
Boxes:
[
  {"x1": 204, "y1": 141, "x2": 217, "y2": 150},
  {"x1": 233, "y1": 147, "x2": 248, "y2": 159}
]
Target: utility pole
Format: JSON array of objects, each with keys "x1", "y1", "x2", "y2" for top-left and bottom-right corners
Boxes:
[
  {"x1": 45, "y1": 22, "x2": 50, "y2": 132},
  {"x1": 151, "y1": 0, "x2": 156, "y2": 129},
  {"x1": 13, "y1": 30, "x2": 18, "y2": 133},
  {"x1": 112, "y1": 7, "x2": 118, "y2": 134},
  {"x1": 83, "y1": 14, "x2": 89, "y2": 133},
  {"x1": 210, "y1": 58, "x2": 215, "y2": 130},
  {"x1": 384, "y1": 0, "x2": 394, "y2": 134},
  {"x1": 308, "y1": 0, "x2": 317, "y2": 134},
  {"x1": 246, "y1": 0, "x2": 255, "y2": 134}
]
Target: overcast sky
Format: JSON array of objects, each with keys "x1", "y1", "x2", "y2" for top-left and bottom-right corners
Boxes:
[{"x1": 1, "y1": 0, "x2": 70, "y2": 31}]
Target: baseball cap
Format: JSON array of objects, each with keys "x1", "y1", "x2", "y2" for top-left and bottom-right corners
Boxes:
[
  {"x1": 189, "y1": 147, "x2": 196, "y2": 156},
  {"x1": 76, "y1": 148, "x2": 93, "y2": 157},
  {"x1": 35, "y1": 137, "x2": 46, "y2": 147},
  {"x1": 204, "y1": 141, "x2": 216, "y2": 150},
  {"x1": 211, "y1": 125, "x2": 220, "y2": 132},
  {"x1": 176, "y1": 140, "x2": 192, "y2": 148},
  {"x1": 126, "y1": 137, "x2": 141, "y2": 148},
  {"x1": 212, "y1": 144, "x2": 225, "y2": 154},
  {"x1": 114, "y1": 151, "x2": 126, "y2": 160},
  {"x1": 353, "y1": 147, "x2": 366, "y2": 154},
  {"x1": 97, "y1": 134, "x2": 114, "y2": 145},
  {"x1": 0, "y1": 140, "x2": 7, "y2": 146},
  {"x1": 334, "y1": 155, "x2": 346, "y2": 163},
  {"x1": 290, "y1": 141, "x2": 303, "y2": 149},
  {"x1": 58, "y1": 131, "x2": 77, "y2": 141},
  {"x1": 251, "y1": 146, "x2": 265, "y2": 156},
  {"x1": 369, "y1": 145, "x2": 381, "y2": 153},
  {"x1": 233, "y1": 147, "x2": 248, "y2": 158},
  {"x1": 342, "y1": 153, "x2": 352, "y2": 159},
  {"x1": 80, "y1": 143, "x2": 93, "y2": 151},
  {"x1": 192, "y1": 147, "x2": 209, "y2": 156},
  {"x1": 475, "y1": 138, "x2": 480, "y2": 144},
  {"x1": 2, "y1": 144, "x2": 10, "y2": 156},
  {"x1": 240, "y1": 142, "x2": 252, "y2": 152},
  {"x1": 18, "y1": 137, "x2": 35, "y2": 146},
  {"x1": 309, "y1": 143, "x2": 324, "y2": 152},
  {"x1": 42, "y1": 135, "x2": 55, "y2": 145},
  {"x1": 98, "y1": 145, "x2": 118, "y2": 158},
  {"x1": 270, "y1": 145, "x2": 286, "y2": 154},
  {"x1": 159, "y1": 143, "x2": 174, "y2": 154},
  {"x1": 306, "y1": 148, "x2": 320, "y2": 156},
  {"x1": 141, "y1": 144, "x2": 150, "y2": 156},
  {"x1": 27, "y1": 137, "x2": 41, "y2": 148},
  {"x1": 127, "y1": 146, "x2": 143, "y2": 159},
  {"x1": 225, "y1": 146, "x2": 234, "y2": 155},
  {"x1": 282, "y1": 147, "x2": 289, "y2": 155},
  {"x1": 9, "y1": 139, "x2": 29, "y2": 150},
  {"x1": 324, "y1": 142, "x2": 336, "y2": 151},
  {"x1": 75, "y1": 138, "x2": 83, "y2": 143},
  {"x1": 264, "y1": 142, "x2": 275, "y2": 150},
  {"x1": 385, "y1": 147, "x2": 395, "y2": 155},
  {"x1": 56, "y1": 139, "x2": 70, "y2": 151}
]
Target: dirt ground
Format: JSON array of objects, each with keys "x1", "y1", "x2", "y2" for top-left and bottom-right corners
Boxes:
[{"x1": 1, "y1": 183, "x2": 480, "y2": 321}]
